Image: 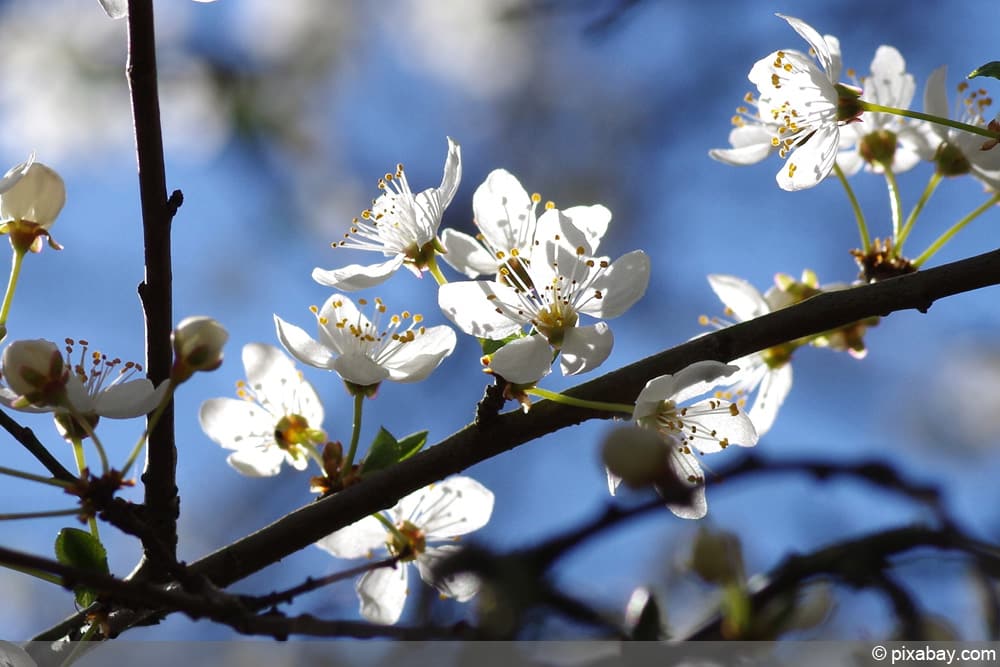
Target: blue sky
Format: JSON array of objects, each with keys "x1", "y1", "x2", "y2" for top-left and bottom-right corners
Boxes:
[{"x1": 2, "y1": 0, "x2": 1000, "y2": 640}]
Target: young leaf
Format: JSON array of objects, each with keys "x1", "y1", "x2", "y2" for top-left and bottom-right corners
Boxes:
[
  {"x1": 360, "y1": 428, "x2": 430, "y2": 475},
  {"x1": 360, "y1": 427, "x2": 401, "y2": 475},
  {"x1": 396, "y1": 430, "x2": 428, "y2": 462},
  {"x1": 969, "y1": 61, "x2": 1000, "y2": 81},
  {"x1": 54, "y1": 528, "x2": 109, "y2": 608}
]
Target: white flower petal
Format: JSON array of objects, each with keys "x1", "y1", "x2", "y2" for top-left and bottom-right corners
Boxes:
[
  {"x1": 923, "y1": 67, "x2": 950, "y2": 142},
  {"x1": 776, "y1": 122, "x2": 840, "y2": 191},
  {"x1": 226, "y1": 447, "x2": 285, "y2": 477},
  {"x1": 198, "y1": 397, "x2": 275, "y2": 450},
  {"x1": 606, "y1": 467, "x2": 622, "y2": 495},
  {"x1": 401, "y1": 476, "x2": 495, "y2": 539},
  {"x1": 356, "y1": 565, "x2": 409, "y2": 625},
  {"x1": 749, "y1": 363, "x2": 793, "y2": 437},
  {"x1": 316, "y1": 515, "x2": 390, "y2": 559},
  {"x1": 311, "y1": 255, "x2": 405, "y2": 292},
  {"x1": 634, "y1": 361, "x2": 739, "y2": 420},
  {"x1": 709, "y1": 125, "x2": 776, "y2": 166},
  {"x1": 578, "y1": 250, "x2": 650, "y2": 319},
  {"x1": 438, "y1": 281, "x2": 525, "y2": 339},
  {"x1": 274, "y1": 315, "x2": 336, "y2": 370},
  {"x1": 437, "y1": 137, "x2": 463, "y2": 211},
  {"x1": 666, "y1": 446, "x2": 708, "y2": 520},
  {"x1": 472, "y1": 168, "x2": 533, "y2": 250},
  {"x1": 417, "y1": 545, "x2": 480, "y2": 601},
  {"x1": 489, "y1": 335, "x2": 553, "y2": 384},
  {"x1": 776, "y1": 14, "x2": 836, "y2": 77},
  {"x1": 92, "y1": 378, "x2": 162, "y2": 418},
  {"x1": 559, "y1": 323, "x2": 613, "y2": 376},
  {"x1": 683, "y1": 399, "x2": 758, "y2": 454},
  {"x1": 439, "y1": 228, "x2": 499, "y2": 278},
  {"x1": 549, "y1": 205, "x2": 611, "y2": 256},
  {"x1": 707, "y1": 274, "x2": 770, "y2": 322},
  {"x1": 379, "y1": 325, "x2": 456, "y2": 383},
  {"x1": 98, "y1": 0, "x2": 128, "y2": 18},
  {"x1": 332, "y1": 353, "x2": 390, "y2": 386}
]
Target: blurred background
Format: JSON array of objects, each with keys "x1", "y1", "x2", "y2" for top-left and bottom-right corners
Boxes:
[{"x1": 2, "y1": 0, "x2": 1000, "y2": 641}]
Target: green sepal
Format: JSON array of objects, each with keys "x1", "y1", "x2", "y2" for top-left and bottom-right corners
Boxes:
[
  {"x1": 360, "y1": 427, "x2": 428, "y2": 476},
  {"x1": 968, "y1": 61, "x2": 1000, "y2": 80},
  {"x1": 54, "y1": 527, "x2": 109, "y2": 608},
  {"x1": 479, "y1": 332, "x2": 523, "y2": 356}
]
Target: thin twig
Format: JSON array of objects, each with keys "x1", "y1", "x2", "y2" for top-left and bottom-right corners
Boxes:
[{"x1": 0, "y1": 408, "x2": 74, "y2": 482}]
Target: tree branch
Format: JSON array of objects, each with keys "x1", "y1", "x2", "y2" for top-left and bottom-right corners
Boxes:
[
  {"x1": 33, "y1": 246, "x2": 1000, "y2": 640},
  {"x1": 126, "y1": 0, "x2": 178, "y2": 569}
]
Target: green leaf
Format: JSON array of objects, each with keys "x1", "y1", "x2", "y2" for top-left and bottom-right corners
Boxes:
[
  {"x1": 395, "y1": 430, "x2": 428, "y2": 462},
  {"x1": 360, "y1": 427, "x2": 399, "y2": 475},
  {"x1": 54, "y1": 527, "x2": 109, "y2": 608},
  {"x1": 361, "y1": 428, "x2": 430, "y2": 476},
  {"x1": 969, "y1": 61, "x2": 1000, "y2": 81}
]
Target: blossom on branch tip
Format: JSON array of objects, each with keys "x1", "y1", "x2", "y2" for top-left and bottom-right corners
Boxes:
[
  {"x1": 200, "y1": 343, "x2": 325, "y2": 477},
  {"x1": 608, "y1": 361, "x2": 758, "y2": 519},
  {"x1": 439, "y1": 210, "x2": 649, "y2": 383},
  {"x1": 275, "y1": 294, "x2": 456, "y2": 394},
  {"x1": 0, "y1": 156, "x2": 66, "y2": 253},
  {"x1": 838, "y1": 46, "x2": 930, "y2": 175},
  {"x1": 316, "y1": 476, "x2": 494, "y2": 625},
  {"x1": 920, "y1": 66, "x2": 1000, "y2": 185},
  {"x1": 0, "y1": 338, "x2": 166, "y2": 437},
  {"x1": 171, "y1": 316, "x2": 229, "y2": 383},
  {"x1": 313, "y1": 138, "x2": 461, "y2": 291},
  {"x1": 439, "y1": 168, "x2": 611, "y2": 279},
  {"x1": 703, "y1": 274, "x2": 795, "y2": 437},
  {"x1": 714, "y1": 14, "x2": 863, "y2": 191}
]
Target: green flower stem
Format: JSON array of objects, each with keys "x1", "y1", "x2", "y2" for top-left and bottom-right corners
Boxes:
[
  {"x1": 896, "y1": 172, "x2": 943, "y2": 253},
  {"x1": 73, "y1": 412, "x2": 109, "y2": 475},
  {"x1": 526, "y1": 387, "x2": 634, "y2": 415},
  {"x1": 343, "y1": 392, "x2": 365, "y2": 471},
  {"x1": 69, "y1": 436, "x2": 100, "y2": 544},
  {"x1": 882, "y1": 165, "x2": 904, "y2": 242},
  {"x1": 0, "y1": 508, "x2": 81, "y2": 521},
  {"x1": 121, "y1": 380, "x2": 175, "y2": 477},
  {"x1": 0, "y1": 465, "x2": 74, "y2": 489},
  {"x1": 426, "y1": 254, "x2": 448, "y2": 285},
  {"x1": 373, "y1": 511, "x2": 405, "y2": 544},
  {"x1": 860, "y1": 100, "x2": 1000, "y2": 141},
  {"x1": 914, "y1": 193, "x2": 1000, "y2": 266},
  {"x1": 0, "y1": 246, "x2": 26, "y2": 328},
  {"x1": 833, "y1": 162, "x2": 870, "y2": 251}
]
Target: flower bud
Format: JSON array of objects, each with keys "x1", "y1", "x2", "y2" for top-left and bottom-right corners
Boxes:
[
  {"x1": 1, "y1": 338, "x2": 68, "y2": 406},
  {"x1": 171, "y1": 316, "x2": 228, "y2": 382},
  {"x1": 0, "y1": 159, "x2": 66, "y2": 229},
  {"x1": 601, "y1": 426, "x2": 670, "y2": 489}
]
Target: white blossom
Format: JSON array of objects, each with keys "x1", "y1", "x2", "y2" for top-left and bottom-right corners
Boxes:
[
  {"x1": 200, "y1": 343, "x2": 325, "y2": 477},
  {"x1": 316, "y1": 476, "x2": 494, "y2": 625}
]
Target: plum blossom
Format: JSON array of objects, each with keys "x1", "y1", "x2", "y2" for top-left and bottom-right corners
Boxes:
[
  {"x1": 0, "y1": 156, "x2": 66, "y2": 252},
  {"x1": 171, "y1": 316, "x2": 229, "y2": 382},
  {"x1": 608, "y1": 361, "x2": 758, "y2": 519},
  {"x1": 0, "y1": 338, "x2": 166, "y2": 437},
  {"x1": 275, "y1": 294, "x2": 456, "y2": 393},
  {"x1": 439, "y1": 168, "x2": 610, "y2": 279},
  {"x1": 918, "y1": 66, "x2": 1000, "y2": 186},
  {"x1": 838, "y1": 46, "x2": 930, "y2": 175},
  {"x1": 704, "y1": 274, "x2": 794, "y2": 437},
  {"x1": 199, "y1": 343, "x2": 325, "y2": 477},
  {"x1": 713, "y1": 14, "x2": 863, "y2": 191},
  {"x1": 316, "y1": 476, "x2": 494, "y2": 625},
  {"x1": 313, "y1": 138, "x2": 461, "y2": 291},
  {"x1": 438, "y1": 211, "x2": 648, "y2": 384}
]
